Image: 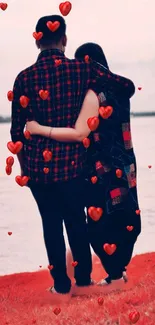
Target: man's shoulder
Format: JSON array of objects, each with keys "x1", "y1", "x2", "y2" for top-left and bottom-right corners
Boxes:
[{"x1": 15, "y1": 63, "x2": 37, "y2": 82}]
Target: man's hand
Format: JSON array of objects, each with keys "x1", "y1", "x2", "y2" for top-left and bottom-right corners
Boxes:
[{"x1": 26, "y1": 120, "x2": 41, "y2": 135}]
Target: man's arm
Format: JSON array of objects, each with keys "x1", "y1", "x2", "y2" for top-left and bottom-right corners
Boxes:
[
  {"x1": 10, "y1": 75, "x2": 26, "y2": 173},
  {"x1": 90, "y1": 60, "x2": 135, "y2": 99}
]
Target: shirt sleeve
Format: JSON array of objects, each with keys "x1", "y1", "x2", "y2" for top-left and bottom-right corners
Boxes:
[
  {"x1": 89, "y1": 60, "x2": 135, "y2": 99},
  {"x1": 10, "y1": 74, "x2": 26, "y2": 143}
]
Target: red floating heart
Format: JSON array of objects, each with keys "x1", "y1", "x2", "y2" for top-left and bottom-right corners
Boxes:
[
  {"x1": 0, "y1": 3, "x2": 8, "y2": 10},
  {"x1": 88, "y1": 206, "x2": 103, "y2": 221},
  {"x1": 15, "y1": 176, "x2": 29, "y2": 187},
  {"x1": 135, "y1": 209, "x2": 141, "y2": 215},
  {"x1": 39, "y1": 265, "x2": 42, "y2": 268},
  {"x1": 7, "y1": 141, "x2": 23, "y2": 154},
  {"x1": 6, "y1": 156, "x2": 14, "y2": 167},
  {"x1": 53, "y1": 307, "x2": 61, "y2": 315},
  {"x1": 19, "y1": 95, "x2": 30, "y2": 108},
  {"x1": 126, "y1": 225, "x2": 134, "y2": 231},
  {"x1": 71, "y1": 261, "x2": 78, "y2": 267},
  {"x1": 84, "y1": 55, "x2": 89, "y2": 63},
  {"x1": 87, "y1": 117, "x2": 99, "y2": 131},
  {"x1": 43, "y1": 150, "x2": 52, "y2": 162},
  {"x1": 103, "y1": 243, "x2": 117, "y2": 255},
  {"x1": 129, "y1": 311, "x2": 140, "y2": 323},
  {"x1": 138, "y1": 87, "x2": 142, "y2": 91},
  {"x1": 99, "y1": 106, "x2": 113, "y2": 119},
  {"x1": 82, "y1": 137, "x2": 90, "y2": 148},
  {"x1": 5, "y1": 165, "x2": 12, "y2": 175},
  {"x1": 98, "y1": 297, "x2": 104, "y2": 306},
  {"x1": 71, "y1": 160, "x2": 75, "y2": 166},
  {"x1": 43, "y1": 167, "x2": 50, "y2": 174},
  {"x1": 116, "y1": 168, "x2": 123, "y2": 178},
  {"x1": 24, "y1": 130, "x2": 32, "y2": 140},
  {"x1": 91, "y1": 176, "x2": 98, "y2": 184},
  {"x1": 32, "y1": 32, "x2": 43, "y2": 41},
  {"x1": 55, "y1": 59, "x2": 62, "y2": 67},
  {"x1": 148, "y1": 165, "x2": 152, "y2": 168},
  {"x1": 7, "y1": 90, "x2": 14, "y2": 101},
  {"x1": 48, "y1": 264, "x2": 54, "y2": 270},
  {"x1": 8, "y1": 231, "x2": 12, "y2": 236},
  {"x1": 39, "y1": 90, "x2": 49, "y2": 100},
  {"x1": 46, "y1": 21, "x2": 60, "y2": 32},
  {"x1": 59, "y1": 1, "x2": 72, "y2": 16}
]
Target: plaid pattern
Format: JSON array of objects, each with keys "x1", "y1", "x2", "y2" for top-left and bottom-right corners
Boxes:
[
  {"x1": 110, "y1": 188, "x2": 128, "y2": 206},
  {"x1": 122, "y1": 123, "x2": 133, "y2": 150},
  {"x1": 11, "y1": 49, "x2": 132, "y2": 183},
  {"x1": 124, "y1": 163, "x2": 136, "y2": 188}
]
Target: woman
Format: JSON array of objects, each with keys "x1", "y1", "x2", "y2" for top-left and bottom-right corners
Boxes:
[{"x1": 26, "y1": 43, "x2": 141, "y2": 287}]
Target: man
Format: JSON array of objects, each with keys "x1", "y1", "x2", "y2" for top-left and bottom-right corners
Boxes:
[{"x1": 10, "y1": 15, "x2": 134, "y2": 295}]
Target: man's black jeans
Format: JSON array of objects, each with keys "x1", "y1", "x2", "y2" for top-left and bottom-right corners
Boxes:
[{"x1": 29, "y1": 177, "x2": 92, "y2": 294}]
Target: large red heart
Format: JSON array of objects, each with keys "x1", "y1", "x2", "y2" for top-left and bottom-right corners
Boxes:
[
  {"x1": 53, "y1": 307, "x2": 61, "y2": 315},
  {"x1": 43, "y1": 150, "x2": 52, "y2": 162},
  {"x1": 71, "y1": 261, "x2": 78, "y2": 267},
  {"x1": 55, "y1": 59, "x2": 62, "y2": 67},
  {"x1": 15, "y1": 176, "x2": 29, "y2": 187},
  {"x1": 6, "y1": 156, "x2": 14, "y2": 167},
  {"x1": 88, "y1": 206, "x2": 103, "y2": 221},
  {"x1": 129, "y1": 311, "x2": 140, "y2": 323},
  {"x1": 19, "y1": 95, "x2": 30, "y2": 108},
  {"x1": 32, "y1": 32, "x2": 43, "y2": 41},
  {"x1": 0, "y1": 3, "x2": 8, "y2": 10},
  {"x1": 126, "y1": 225, "x2": 134, "y2": 231},
  {"x1": 7, "y1": 141, "x2": 23, "y2": 154},
  {"x1": 87, "y1": 117, "x2": 99, "y2": 131},
  {"x1": 82, "y1": 137, "x2": 90, "y2": 148},
  {"x1": 39, "y1": 90, "x2": 49, "y2": 100},
  {"x1": 103, "y1": 243, "x2": 117, "y2": 255},
  {"x1": 7, "y1": 90, "x2": 14, "y2": 101},
  {"x1": 46, "y1": 21, "x2": 60, "y2": 32},
  {"x1": 99, "y1": 106, "x2": 113, "y2": 119},
  {"x1": 6, "y1": 165, "x2": 12, "y2": 175},
  {"x1": 59, "y1": 2, "x2": 72, "y2": 16}
]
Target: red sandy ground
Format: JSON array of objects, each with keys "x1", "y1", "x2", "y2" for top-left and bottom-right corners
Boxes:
[{"x1": 0, "y1": 252, "x2": 155, "y2": 325}]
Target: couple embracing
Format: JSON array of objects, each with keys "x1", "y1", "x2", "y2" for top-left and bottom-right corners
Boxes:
[{"x1": 10, "y1": 14, "x2": 141, "y2": 295}]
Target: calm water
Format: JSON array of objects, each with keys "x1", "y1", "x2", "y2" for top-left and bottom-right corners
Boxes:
[{"x1": 0, "y1": 119, "x2": 155, "y2": 276}]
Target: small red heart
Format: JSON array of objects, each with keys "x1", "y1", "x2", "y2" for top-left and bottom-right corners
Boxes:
[
  {"x1": 19, "y1": 96, "x2": 30, "y2": 108},
  {"x1": 6, "y1": 156, "x2": 14, "y2": 167},
  {"x1": 0, "y1": 3, "x2": 8, "y2": 10},
  {"x1": 116, "y1": 169, "x2": 123, "y2": 178},
  {"x1": 8, "y1": 231, "x2": 12, "y2": 236},
  {"x1": 88, "y1": 207, "x2": 103, "y2": 221},
  {"x1": 32, "y1": 320, "x2": 37, "y2": 324},
  {"x1": 91, "y1": 176, "x2": 98, "y2": 184},
  {"x1": 53, "y1": 307, "x2": 61, "y2": 315},
  {"x1": 24, "y1": 130, "x2": 32, "y2": 140},
  {"x1": 99, "y1": 106, "x2": 113, "y2": 119},
  {"x1": 55, "y1": 59, "x2": 62, "y2": 67},
  {"x1": 15, "y1": 176, "x2": 29, "y2": 187},
  {"x1": 98, "y1": 297, "x2": 104, "y2": 306},
  {"x1": 82, "y1": 137, "x2": 90, "y2": 148},
  {"x1": 7, "y1": 141, "x2": 23, "y2": 154},
  {"x1": 48, "y1": 264, "x2": 54, "y2": 270},
  {"x1": 5, "y1": 165, "x2": 12, "y2": 175},
  {"x1": 32, "y1": 32, "x2": 43, "y2": 41},
  {"x1": 138, "y1": 87, "x2": 142, "y2": 91},
  {"x1": 43, "y1": 150, "x2": 52, "y2": 162},
  {"x1": 148, "y1": 165, "x2": 152, "y2": 168},
  {"x1": 46, "y1": 21, "x2": 60, "y2": 32},
  {"x1": 39, "y1": 90, "x2": 49, "y2": 100},
  {"x1": 135, "y1": 209, "x2": 141, "y2": 215},
  {"x1": 59, "y1": 2, "x2": 72, "y2": 16},
  {"x1": 103, "y1": 243, "x2": 117, "y2": 255},
  {"x1": 129, "y1": 311, "x2": 140, "y2": 323},
  {"x1": 126, "y1": 225, "x2": 134, "y2": 231},
  {"x1": 71, "y1": 161, "x2": 75, "y2": 166},
  {"x1": 7, "y1": 90, "x2": 14, "y2": 101},
  {"x1": 71, "y1": 261, "x2": 78, "y2": 267},
  {"x1": 39, "y1": 265, "x2": 42, "y2": 268},
  {"x1": 87, "y1": 117, "x2": 99, "y2": 131},
  {"x1": 84, "y1": 55, "x2": 89, "y2": 63},
  {"x1": 43, "y1": 167, "x2": 50, "y2": 174}
]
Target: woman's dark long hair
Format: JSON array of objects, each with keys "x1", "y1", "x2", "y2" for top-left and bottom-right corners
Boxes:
[{"x1": 75, "y1": 42, "x2": 109, "y2": 69}]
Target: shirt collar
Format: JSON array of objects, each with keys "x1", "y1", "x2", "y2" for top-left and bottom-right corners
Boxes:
[{"x1": 37, "y1": 49, "x2": 65, "y2": 61}]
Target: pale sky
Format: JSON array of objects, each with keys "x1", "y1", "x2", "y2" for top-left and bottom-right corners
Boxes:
[{"x1": 0, "y1": 0, "x2": 155, "y2": 115}]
